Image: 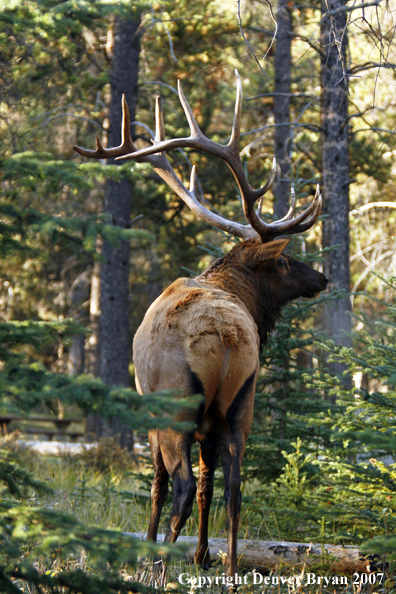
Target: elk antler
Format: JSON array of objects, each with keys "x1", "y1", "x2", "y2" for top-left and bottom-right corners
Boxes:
[{"x1": 74, "y1": 71, "x2": 321, "y2": 243}]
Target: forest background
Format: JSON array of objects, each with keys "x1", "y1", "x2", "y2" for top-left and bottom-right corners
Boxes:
[{"x1": 1, "y1": 0, "x2": 396, "y2": 592}]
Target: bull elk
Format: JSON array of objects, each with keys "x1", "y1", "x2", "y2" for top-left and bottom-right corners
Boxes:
[{"x1": 74, "y1": 71, "x2": 328, "y2": 581}]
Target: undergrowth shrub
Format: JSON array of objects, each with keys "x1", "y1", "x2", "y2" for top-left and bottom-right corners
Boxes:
[{"x1": 251, "y1": 275, "x2": 396, "y2": 572}]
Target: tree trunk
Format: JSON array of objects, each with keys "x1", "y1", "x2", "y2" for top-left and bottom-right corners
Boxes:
[
  {"x1": 273, "y1": 0, "x2": 292, "y2": 219},
  {"x1": 321, "y1": 0, "x2": 351, "y2": 375},
  {"x1": 129, "y1": 533, "x2": 372, "y2": 574},
  {"x1": 67, "y1": 335, "x2": 85, "y2": 375},
  {"x1": 86, "y1": 255, "x2": 101, "y2": 378},
  {"x1": 96, "y1": 16, "x2": 141, "y2": 448},
  {"x1": 67, "y1": 269, "x2": 90, "y2": 376},
  {"x1": 86, "y1": 255, "x2": 102, "y2": 438}
]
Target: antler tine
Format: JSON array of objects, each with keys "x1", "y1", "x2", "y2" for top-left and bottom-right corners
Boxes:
[
  {"x1": 256, "y1": 196, "x2": 264, "y2": 218},
  {"x1": 250, "y1": 182, "x2": 322, "y2": 242},
  {"x1": 273, "y1": 191, "x2": 319, "y2": 231},
  {"x1": 255, "y1": 155, "x2": 279, "y2": 217},
  {"x1": 177, "y1": 79, "x2": 204, "y2": 139},
  {"x1": 74, "y1": 94, "x2": 135, "y2": 159},
  {"x1": 285, "y1": 191, "x2": 322, "y2": 235},
  {"x1": 74, "y1": 134, "x2": 107, "y2": 159},
  {"x1": 259, "y1": 190, "x2": 321, "y2": 242},
  {"x1": 258, "y1": 157, "x2": 280, "y2": 203},
  {"x1": 242, "y1": 157, "x2": 276, "y2": 232},
  {"x1": 121, "y1": 94, "x2": 133, "y2": 147},
  {"x1": 276, "y1": 185, "x2": 297, "y2": 223}
]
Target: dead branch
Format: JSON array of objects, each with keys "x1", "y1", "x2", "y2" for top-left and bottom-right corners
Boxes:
[
  {"x1": 348, "y1": 61, "x2": 396, "y2": 74},
  {"x1": 322, "y1": 0, "x2": 383, "y2": 19},
  {"x1": 245, "y1": 92, "x2": 318, "y2": 101},
  {"x1": 248, "y1": 26, "x2": 323, "y2": 57},
  {"x1": 350, "y1": 202, "x2": 396, "y2": 216},
  {"x1": 128, "y1": 533, "x2": 373, "y2": 574}
]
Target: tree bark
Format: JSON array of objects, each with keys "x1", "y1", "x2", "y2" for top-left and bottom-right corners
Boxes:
[
  {"x1": 67, "y1": 335, "x2": 85, "y2": 375},
  {"x1": 86, "y1": 255, "x2": 101, "y2": 438},
  {"x1": 67, "y1": 269, "x2": 90, "y2": 376},
  {"x1": 273, "y1": 0, "x2": 292, "y2": 219},
  {"x1": 129, "y1": 533, "x2": 372, "y2": 573},
  {"x1": 321, "y1": 0, "x2": 351, "y2": 372},
  {"x1": 86, "y1": 255, "x2": 101, "y2": 378},
  {"x1": 96, "y1": 16, "x2": 141, "y2": 448}
]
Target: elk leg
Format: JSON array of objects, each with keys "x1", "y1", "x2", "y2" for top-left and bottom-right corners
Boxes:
[
  {"x1": 220, "y1": 438, "x2": 245, "y2": 580},
  {"x1": 147, "y1": 430, "x2": 169, "y2": 542},
  {"x1": 160, "y1": 432, "x2": 196, "y2": 544},
  {"x1": 219, "y1": 369, "x2": 257, "y2": 580},
  {"x1": 194, "y1": 437, "x2": 218, "y2": 568}
]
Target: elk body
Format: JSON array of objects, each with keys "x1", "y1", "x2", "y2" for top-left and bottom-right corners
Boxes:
[{"x1": 74, "y1": 71, "x2": 328, "y2": 580}]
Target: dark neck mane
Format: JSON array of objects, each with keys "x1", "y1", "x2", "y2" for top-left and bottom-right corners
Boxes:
[{"x1": 197, "y1": 246, "x2": 282, "y2": 346}]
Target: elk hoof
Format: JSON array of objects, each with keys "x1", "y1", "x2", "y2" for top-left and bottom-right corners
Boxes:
[{"x1": 194, "y1": 549, "x2": 211, "y2": 569}]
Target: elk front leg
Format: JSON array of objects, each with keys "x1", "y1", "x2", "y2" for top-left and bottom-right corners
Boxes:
[
  {"x1": 147, "y1": 430, "x2": 169, "y2": 541},
  {"x1": 195, "y1": 437, "x2": 218, "y2": 568}
]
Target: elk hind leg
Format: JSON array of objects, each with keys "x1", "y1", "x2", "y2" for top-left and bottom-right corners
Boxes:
[
  {"x1": 220, "y1": 370, "x2": 257, "y2": 579},
  {"x1": 161, "y1": 431, "x2": 196, "y2": 544},
  {"x1": 195, "y1": 436, "x2": 218, "y2": 568},
  {"x1": 220, "y1": 438, "x2": 243, "y2": 580},
  {"x1": 147, "y1": 429, "x2": 169, "y2": 542}
]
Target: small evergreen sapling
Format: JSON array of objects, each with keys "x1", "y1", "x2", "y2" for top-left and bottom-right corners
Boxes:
[{"x1": 314, "y1": 276, "x2": 396, "y2": 558}]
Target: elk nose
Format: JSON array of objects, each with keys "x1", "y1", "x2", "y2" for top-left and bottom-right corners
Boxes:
[{"x1": 323, "y1": 275, "x2": 329, "y2": 288}]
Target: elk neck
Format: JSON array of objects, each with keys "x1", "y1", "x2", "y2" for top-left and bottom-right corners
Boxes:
[{"x1": 197, "y1": 242, "x2": 283, "y2": 346}]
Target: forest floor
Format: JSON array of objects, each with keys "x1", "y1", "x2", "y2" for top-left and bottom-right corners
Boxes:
[{"x1": 5, "y1": 436, "x2": 394, "y2": 594}]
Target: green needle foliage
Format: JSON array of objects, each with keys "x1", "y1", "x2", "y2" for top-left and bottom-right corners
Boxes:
[
  {"x1": 0, "y1": 380, "x2": 192, "y2": 591},
  {"x1": 0, "y1": 318, "x2": 200, "y2": 428},
  {"x1": 253, "y1": 275, "x2": 396, "y2": 554},
  {"x1": 0, "y1": 316, "x2": 198, "y2": 592},
  {"x1": 0, "y1": 477, "x2": 181, "y2": 594},
  {"x1": 311, "y1": 276, "x2": 396, "y2": 556},
  {"x1": 0, "y1": 155, "x2": 152, "y2": 258}
]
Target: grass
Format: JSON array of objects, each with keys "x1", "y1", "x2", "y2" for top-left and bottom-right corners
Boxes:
[{"x1": 2, "y1": 436, "x2": 396, "y2": 593}]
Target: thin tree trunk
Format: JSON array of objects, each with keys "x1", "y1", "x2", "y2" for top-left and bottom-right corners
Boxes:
[
  {"x1": 321, "y1": 0, "x2": 351, "y2": 377},
  {"x1": 273, "y1": 0, "x2": 292, "y2": 219},
  {"x1": 87, "y1": 254, "x2": 101, "y2": 378},
  {"x1": 96, "y1": 16, "x2": 141, "y2": 448},
  {"x1": 67, "y1": 270, "x2": 90, "y2": 377},
  {"x1": 67, "y1": 335, "x2": 85, "y2": 375},
  {"x1": 86, "y1": 254, "x2": 102, "y2": 438}
]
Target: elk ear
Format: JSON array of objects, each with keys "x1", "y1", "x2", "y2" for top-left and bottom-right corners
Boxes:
[
  {"x1": 245, "y1": 238, "x2": 291, "y2": 268},
  {"x1": 259, "y1": 238, "x2": 290, "y2": 260}
]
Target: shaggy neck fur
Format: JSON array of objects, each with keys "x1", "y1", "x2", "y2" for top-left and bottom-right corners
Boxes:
[{"x1": 198, "y1": 242, "x2": 283, "y2": 346}]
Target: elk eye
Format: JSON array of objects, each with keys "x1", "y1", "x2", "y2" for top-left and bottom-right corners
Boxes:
[{"x1": 278, "y1": 257, "x2": 287, "y2": 268}]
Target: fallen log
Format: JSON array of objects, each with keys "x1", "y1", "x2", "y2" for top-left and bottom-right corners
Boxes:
[{"x1": 128, "y1": 533, "x2": 373, "y2": 574}]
